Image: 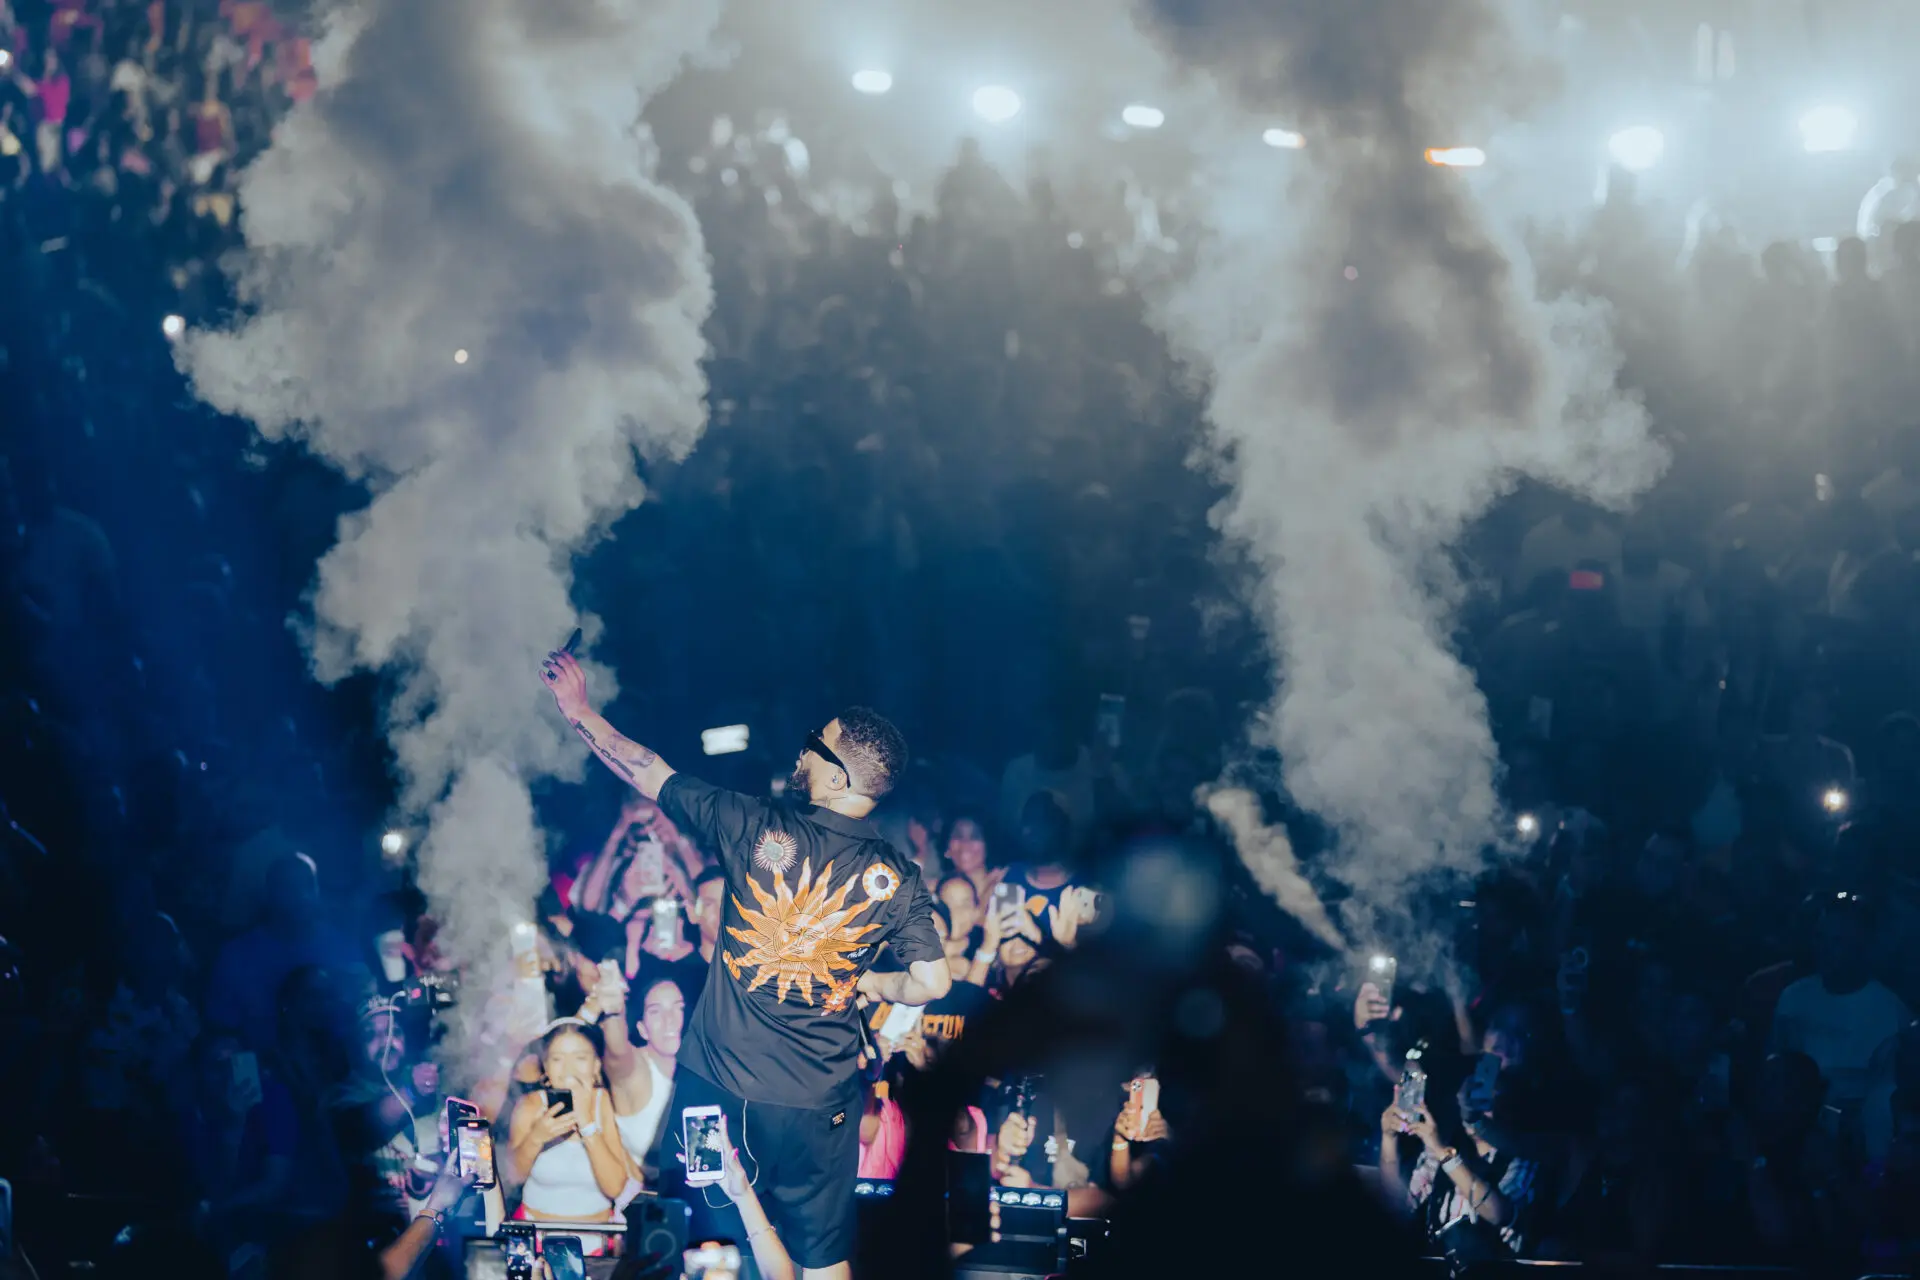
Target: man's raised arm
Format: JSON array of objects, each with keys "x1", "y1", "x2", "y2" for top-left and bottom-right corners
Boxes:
[{"x1": 540, "y1": 649, "x2": 676, "y2": 802}]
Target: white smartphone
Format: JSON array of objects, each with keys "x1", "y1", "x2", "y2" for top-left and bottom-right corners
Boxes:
[
  {"x1": 1134, "y1": 1078, "x2": 1160, "y2": 1140},
  {"x1": 878, "y1": 1002, "x2": 925, "y2": 1042},
  {"x1": 683, "y1": 1105, "x2": 727, "y2": 1186},
  {"x1": 635, "y1": 842, "x2": 668, "y2": 895}
]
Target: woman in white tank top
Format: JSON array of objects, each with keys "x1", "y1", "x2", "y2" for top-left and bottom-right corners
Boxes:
[
  {"x1": 508, "y1": 1022, "x2": 632, "y2": 1221},
  {"x1": 593, "y1": 975, "x2": 684, "y2": 1172}
]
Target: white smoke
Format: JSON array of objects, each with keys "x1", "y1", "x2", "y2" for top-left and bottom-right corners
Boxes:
[
  {"x1": 1204, "y1": 787, "x2": 1344, "y2": 951},
  {"x1": 180, "y1": 0, "x2": 719, "y2": 1069},
  {"x1": 1135, "y1": 0, "x2": 1667, "y2": 940}
]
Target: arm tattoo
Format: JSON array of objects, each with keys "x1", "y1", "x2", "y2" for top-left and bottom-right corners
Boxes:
[{"x1": 571, "y1": 719, "x2": 653, "y2": 780}]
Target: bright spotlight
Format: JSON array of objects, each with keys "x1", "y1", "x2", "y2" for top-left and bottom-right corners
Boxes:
[
  {"x1": 1516, "y1": 812, "x2": 1540, "y2": 839},
  {"x1": 380, "y1": 830, "x2": 407, "y2": 856},
  {"x1": 850, "y1": 69, "x2": 892, "y2": 95},
  {"x1": 1607, "y1": 126, "x2": 1665, "y2": 172},
  {"x1": 161, "y1": 314, "x2": 185, "y2": 340},
  {"x1": 1121, "y1": 103, "x2": 1165, "y2": 129},
  {"x1": 1798, "y1": 105, "x2": 1857, "y2": 153},
  {"x1": 1425, "y1": 146, "x2": 1487, "y2": 168},
  {"x1": 1822, "y1": 787, "x2": 1850, "y2": 815},
  {"x1": 1262, "y1": 127, "x2": 1305, "y2": 150},
  {"x1": 453, "y1": 348, "x2": 469, "y2": 364},
  {"x1": 971, "y1": 85, "x2": 1021, "y2": 124}
]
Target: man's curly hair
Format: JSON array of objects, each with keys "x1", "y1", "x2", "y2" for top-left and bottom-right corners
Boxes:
[{"x1": 835, "y1": 706, "x2": 907, "y2": 799}]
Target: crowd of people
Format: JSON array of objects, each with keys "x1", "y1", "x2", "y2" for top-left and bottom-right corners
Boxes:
[{"x1": 6, "y1": 0, "x2": 1920, "y2": 1276}]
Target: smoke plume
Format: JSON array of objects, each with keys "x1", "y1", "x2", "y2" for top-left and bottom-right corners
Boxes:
[
  {"x1": 181, "y1": 0, "x2": 718, "y2": 1067},
  {"x1": 1204, "y1": 788, "x2": 1343, "y2": 951},
  {"x1": 1136, "y1": 0, "x2": 1665, "y2": 940}
]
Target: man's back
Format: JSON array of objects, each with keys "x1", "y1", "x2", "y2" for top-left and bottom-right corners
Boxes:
[{"x1": 658, "y1": 772, "x2": 940, "y2": 1109}]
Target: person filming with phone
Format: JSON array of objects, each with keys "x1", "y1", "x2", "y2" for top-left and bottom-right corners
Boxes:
[
  {"x1": 1379, "y1": 1053, "x2": 1541, "y2": 1260},
  {"x1": 540, "y1": 648, "x2": 947, "y2": 1280},
  {"x1": 507, "y1": 1022, "x2": 632, "y2": 1226}
]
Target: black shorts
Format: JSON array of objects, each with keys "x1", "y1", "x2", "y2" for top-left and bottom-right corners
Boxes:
[{"x1": 659, "y1": 1067, "x2": 862, "y2": 1271}]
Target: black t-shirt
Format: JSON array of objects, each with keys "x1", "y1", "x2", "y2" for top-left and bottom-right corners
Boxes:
[
  {"x1": 921, "y1": 980, "x2": 992, "y2": 1053},
  {"x1": 658, "y1": 773, "x2": 943, "y2": 1110}
]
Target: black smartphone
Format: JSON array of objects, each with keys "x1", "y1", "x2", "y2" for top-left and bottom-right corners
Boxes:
[
  {"x1": 456, "y1": 1117, "x2": 496, "y2": 1190},
  {"x1": 543, "y1": 1235, "x2": 585, "y2": 1280},
  {"x1": 445, "y1": 1096, "x2": 479, "y2": 1145},
  {"x1": 548, "y1": 1087, "x2": 574, "y2": 1117},
  {"x1": 501, "y1": 1222, "x2": 536, "y2": 1280}
]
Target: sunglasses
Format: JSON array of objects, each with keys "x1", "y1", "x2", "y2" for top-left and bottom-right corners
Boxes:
[{"x1": 805, "y1": 731, "x2": 850, "y2": 780}]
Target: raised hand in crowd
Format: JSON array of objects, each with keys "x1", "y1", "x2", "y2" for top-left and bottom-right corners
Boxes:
[
  {"x1": 1353, "y1": 981, "x2": 1393, "y2": 1030},
  {"x1": 993, "y1": 1110, "x2": 1038, "y2": 1186}
]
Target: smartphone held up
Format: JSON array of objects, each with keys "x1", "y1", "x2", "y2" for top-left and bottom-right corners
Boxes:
[
  {"x1": 1367, "y1": 954, "x2": 1397, "y2": 1011},
  {"x1": 683, "y1": 1106, "x2": 727, "y2": 1186}
]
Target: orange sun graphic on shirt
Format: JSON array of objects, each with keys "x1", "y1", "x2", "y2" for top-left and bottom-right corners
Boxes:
[{"x1": 725, "y1": 859, "x2": 882, "y2": 1007}]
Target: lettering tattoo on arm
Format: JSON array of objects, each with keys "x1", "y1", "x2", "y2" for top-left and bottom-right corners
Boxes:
[{"x1": 570, "y1": 720, "x2": 655, "y2": 781}]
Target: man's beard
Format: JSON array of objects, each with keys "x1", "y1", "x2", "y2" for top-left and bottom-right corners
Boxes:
[{"x1": 788, "y1": 764, "x2": 810, "y2": 799}]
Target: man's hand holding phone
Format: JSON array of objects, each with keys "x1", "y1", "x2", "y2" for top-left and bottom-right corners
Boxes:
[
  {"x1": 592, "y1": 961, "x2": 628, "y2": 1022},
  {"x1": 994, "y1": 1111, "x2": 1037, "y2": 1181},
  {"x1": 1354, "y1": 982, "x2": 1394, "y2": 1031},
  {"x1": 1001, "y1": 900, "x2": 1044, "y2": 945},
  {"x1": 539, "y1": 650, "x2": 591, "y2": 719},
  {"x1": 424, "y1": 1156, "x2": 477, "y2": 1218}
]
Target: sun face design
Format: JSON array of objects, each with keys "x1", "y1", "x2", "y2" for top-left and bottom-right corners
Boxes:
[
  {"x1": 725, "y1": 859, "x2": 882, "y2": 1007},
  {"x1": 753, "y1": 830, "x2": 798, "y2": 875}
]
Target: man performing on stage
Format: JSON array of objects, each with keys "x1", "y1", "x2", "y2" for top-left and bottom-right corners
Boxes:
[{"x1": 540, "y1": 648, "x2": 948, "y2": 1280}]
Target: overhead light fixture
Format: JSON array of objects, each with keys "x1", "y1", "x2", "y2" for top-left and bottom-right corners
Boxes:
[
  {"x1": 850, "y1": 69, "x2": 893, "y2": 95},
  {"x1": 1798, "y1": 104, "x2": 1857, "y2": 153},
  {"x1": 1607, "y1": 125, "x2": 1665, "y2": 172},
  {"x1": 971, "y1": 85, "x2": 1021, "y2": 124},
  {"x1": 701, "y1": 724, "x2": 750, "y2": 756},
  {"x1": 1425, "y1": 146, "x2": 1487, "y2": 168},
  {"x1": 1121, "y1": 103, "x2": 1165, "y2": 129},
  {"x1": 1262, "y1": 127, "x2": 1305, "y2": 149}
]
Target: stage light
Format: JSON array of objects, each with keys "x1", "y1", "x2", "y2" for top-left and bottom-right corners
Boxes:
[
  {"x1": 971, "y1": 85, "x2": 1021, "y2": 123},
  {"x1": 381, "y1": 830, "x2": 407, "y2": 856},
  {"x1": 701, "y1": 724, "x2": 750, "y2": 756},
  {"x1": 1262, "y1": 127, "x2": 1305, "y2": 150},
  {"x1": 453, "y1": 348, "x2": 469, "y2": 364},
  {"x1": 1798, "y1": 105, "x2": 1857, "y2": 153},
  {"x1": 851, "y1": 69, "x2": 892, "y2": 95},
  {"x1": 1121, "y1": 103, "x2": 1165, "y2": 129},
  {"x1": 1425, "y1": 146, "x2": 1487, "y2": 168},
  {"x1": 1607, "y1": 126, "x2": 1665, "y2": 172},
  {"x1": 1822, "y1": 787, "x2": 1849, "y2": 815},
  {"x1": 161, "y1": 314, "x2": 185, "y2": 340},
  {"x1": 1516, "y1": 812, "x2": 1540, "y2": 838}
]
